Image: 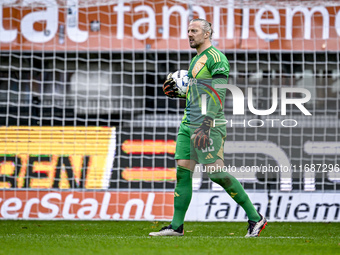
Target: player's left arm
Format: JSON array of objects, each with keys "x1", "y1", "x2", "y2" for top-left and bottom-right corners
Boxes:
[
  {"x1": 192, "y1": 58, "x2": 229, "y2": 150},
  {"x1": 205, "y1": 58, "x2": 229, "y2": 121}
]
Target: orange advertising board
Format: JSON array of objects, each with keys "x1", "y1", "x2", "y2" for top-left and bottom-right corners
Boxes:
[
  {"x1": 0, "y1": 190, "x2": 174, "y2": 219},
  {"x1": 122, "y1": 139, "x2": 176, "y2": 155},
  {"x1": 0, "y1": 1, "x2": 339, "y2": 51},
  {"x1": 0, "y1": 126, "x2": 116, "y2": 189}
]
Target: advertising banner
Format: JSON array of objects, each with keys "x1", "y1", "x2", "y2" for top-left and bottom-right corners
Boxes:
[
  {"x1": 0, "y1": 126, "x2": 116, "y2": 189},
  {"x1": 1, "y1": 1, "x2": 340, "y2": 51},
  {"x1": 0, "y1": 190, "x2": 173, "y2": 220},
  {"x1": 187, "y1": 192, "x2": 340, "y2": 222},
  {"x1": 0, "y1": 190, "x2": 339, "y2": 221}
]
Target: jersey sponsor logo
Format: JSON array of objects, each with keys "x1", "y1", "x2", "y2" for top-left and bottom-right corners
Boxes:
[
  {"x1": 205, "y1": 153, "x2": 214, "y2": 159},
  {"x1": 212, "y1": 67, "x2": 225, "y2": 73}
]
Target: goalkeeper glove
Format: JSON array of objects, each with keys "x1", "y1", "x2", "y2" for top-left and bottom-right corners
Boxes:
[
  {"x1": 163, "y1": 73, "x2": 179, "y2": 98},
  {"x1": 192, "y1": 116, "x2": 214, "y2": 150}
]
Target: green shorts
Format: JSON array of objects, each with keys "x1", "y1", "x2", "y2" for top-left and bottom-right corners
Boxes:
[{"x1": 174, "y1": 123, "x2": 226, "y2": 164}]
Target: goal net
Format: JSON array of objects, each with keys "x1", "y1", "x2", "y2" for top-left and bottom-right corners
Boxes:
[{"x1": 0, "y1": 0, "x2": 339, "y2": 221}]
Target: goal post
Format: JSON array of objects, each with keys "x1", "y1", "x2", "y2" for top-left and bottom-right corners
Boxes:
[{"x1": 0, "y1": 0, "x2": 339, "y2": 221}]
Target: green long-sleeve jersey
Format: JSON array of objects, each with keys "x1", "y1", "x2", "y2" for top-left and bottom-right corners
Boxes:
[{"x1": 182, "y1": 46, "x2": 230, "y2": 127}]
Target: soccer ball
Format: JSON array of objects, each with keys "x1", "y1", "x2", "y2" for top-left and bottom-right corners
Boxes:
[{"x1": 172, "y1": 70, "x2": 189, "y2": 97}]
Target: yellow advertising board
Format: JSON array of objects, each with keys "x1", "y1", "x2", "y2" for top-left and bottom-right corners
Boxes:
[{"x1": 0, "y1": 126, "x2": 116, "y2": 189}]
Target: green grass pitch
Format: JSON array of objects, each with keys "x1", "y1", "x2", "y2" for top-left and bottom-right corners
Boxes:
[{"x1": 1, "y1": 221, "x2": 339, "y2": 255}]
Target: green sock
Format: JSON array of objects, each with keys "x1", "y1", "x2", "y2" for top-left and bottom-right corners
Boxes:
[
  {"x1": 209, "y1": 171, "x2": 261, "y2": 222},
  {"x1": 171, "y1": 166, "x2": 192, "y2": 229}
]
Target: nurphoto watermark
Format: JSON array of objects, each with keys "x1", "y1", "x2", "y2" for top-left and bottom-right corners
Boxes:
[{"x1": 195, "y1": 79, "x2": 312, "y2": 128}]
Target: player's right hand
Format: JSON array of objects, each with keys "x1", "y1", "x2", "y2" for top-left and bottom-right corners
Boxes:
[
  {"x1": 163, "y1": 73, "x2": 178, "y2": 98},
  {"x1": 191, "y1": 116, "x2": 213, "y2": 150}
]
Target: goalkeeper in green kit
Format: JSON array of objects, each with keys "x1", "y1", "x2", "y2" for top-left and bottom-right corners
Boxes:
[{"x1": 149, "y1": 18, "x2": 267, "y2": 237}]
